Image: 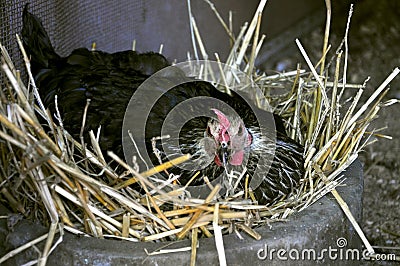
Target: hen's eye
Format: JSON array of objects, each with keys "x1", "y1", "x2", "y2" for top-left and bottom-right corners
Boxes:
[
  {"x1": 206, "y1": 126, "x2": 212, "y2": 136},
  {"x1": 238, "y1": 126, "x2": 244, "y2": 135}
]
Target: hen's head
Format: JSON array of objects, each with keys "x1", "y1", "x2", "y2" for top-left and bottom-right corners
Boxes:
[{"x1": 207, "y1": 109, "x2": 252, "y2": 167}]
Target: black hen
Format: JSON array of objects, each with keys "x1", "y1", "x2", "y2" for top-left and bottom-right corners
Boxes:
[{"x1": 22, "y1": 5, "x2": 304, "y2": 205}]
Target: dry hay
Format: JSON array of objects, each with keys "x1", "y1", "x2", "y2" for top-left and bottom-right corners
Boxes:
[{"x1": 0, "y1": 1, "x2": 399, "y2": 265}]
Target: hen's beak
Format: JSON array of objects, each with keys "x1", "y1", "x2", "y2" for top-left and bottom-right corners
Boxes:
[{"x1": 219, "y1": 141, "x2": 229, "y2": 167}]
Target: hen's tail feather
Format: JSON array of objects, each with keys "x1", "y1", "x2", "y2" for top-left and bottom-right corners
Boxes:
[{"x1": 21, "y1": 4, "x2": 60, "y2": 76}]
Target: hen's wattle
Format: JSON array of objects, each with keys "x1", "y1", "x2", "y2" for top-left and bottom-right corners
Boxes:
[{"x1": 22, "y1": 5, "x2": 304, "y2": 205}]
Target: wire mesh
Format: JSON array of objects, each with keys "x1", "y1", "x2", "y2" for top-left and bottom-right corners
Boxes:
[
  {"x1": 0, "y1": 0, "x2": 154, "y2": 85},
  {"x1": 1, "y1": 0, "x2": 56, "y2": 85},
  {"x1": 0, "y1": 0, "x2": 236, "y2": 70}
]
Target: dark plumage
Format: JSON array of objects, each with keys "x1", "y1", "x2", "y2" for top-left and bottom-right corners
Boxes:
[{"x1": 22, "y1": 5, "x2": 305, "y2": 205}]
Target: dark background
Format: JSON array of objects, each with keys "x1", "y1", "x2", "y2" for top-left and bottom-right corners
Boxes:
[
  {"x1": 264, "y1": 0, "x2": 400, "y2": 259},
  {"x1": 263, "y1": 0, "x2": 400, "y2": 258}
]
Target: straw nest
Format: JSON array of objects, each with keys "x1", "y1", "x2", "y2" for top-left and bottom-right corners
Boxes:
[{"x1": 0, "y1": 1, "x2": 399, "y2": 265}]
